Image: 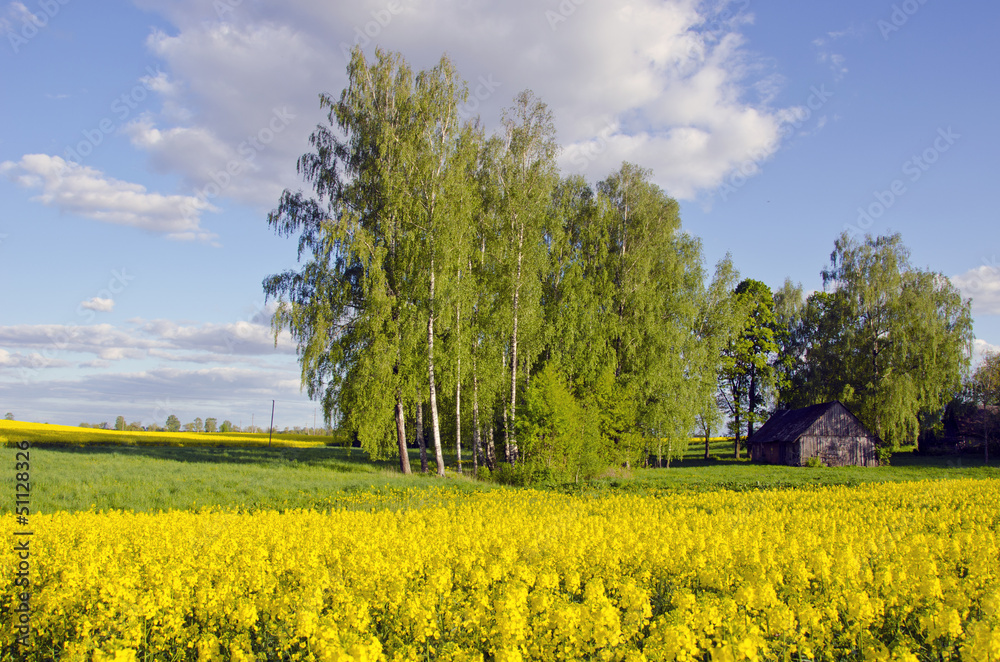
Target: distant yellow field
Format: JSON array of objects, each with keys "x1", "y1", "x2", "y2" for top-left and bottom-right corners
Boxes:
[{"x1": 0, "y1": 419, "x2": 328, "y2": 448}]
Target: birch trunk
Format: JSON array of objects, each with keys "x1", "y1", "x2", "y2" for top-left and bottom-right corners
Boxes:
[
  {"x1": 455, "y1": 299, "x2": 463, "y2": 474},
  {"x1": 395, "y1": 397, "x2": 411, "y2": 474},
  {"x1": 472, "y1": 365, "x2": 480, "y2": 475},
  {"x1": 416, "y1": 401, "x2": 427, "y2": 473},
  {"x1": 428, "y1": 259, "x2": 446, "y2": 476},
  {"x1": 507, "y1": 218, "x2": 525, "y2": 465},
  {"x1": 486, "y1": 423, "x2": 496, "y2": 470}
]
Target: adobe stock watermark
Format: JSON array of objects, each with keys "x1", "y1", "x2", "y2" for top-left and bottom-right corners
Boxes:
[
  {"x1": 457, "y1": 75, "x2": 502, "y2": 121},
  {"x1": 705, "y1": 0, "x2": 751, "y2": 33},
  {"x1": 846, "y1": 126, "x2": 959, "y2": 236},
  {"x1": 960, "y1": 255, "x2": 1000, "y2": 300},
  {"x1": 213, "y1": 0, "x2": 244, "y2": 21},
  {"x1": 716, "y1": 84, "x2": 834, "y2": 202},
  {"x1": 15, "y1": 268, "x2": 136, "y2": 385},
  {"x1": 568, "y1": 117, "x2": 617, "y2": 172},
  {"x1": 194, "y1": 107, "x2": 296, "y2": 203},
  {"x1": 878, "y1": 0, "x2": 931, "y2": 40},
  {"x1": 338, "y1": 0, "x2": 411, "y2": 61},
  {"x1": 7, "y1": 0, "x2": 70, "y2": 54},
  {"x1": 546, "y1": 0, "x2": 585, "y2": 31},
  {"x1": 678, "y1": 1, "x2": 752, "y2": 68},
  {"x1": 222, "y1": 299, "x2": 271, "y2": 354},
  {"x1": 150, "y1": 397, "x2": 175, "y2": 429},
  {"x1": 63, "y1": 66, "x2": 163, "y2": 167}
]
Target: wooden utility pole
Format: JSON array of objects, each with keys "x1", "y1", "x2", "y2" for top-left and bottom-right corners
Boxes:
[{"x1": 268, "y1": 400, "x2": 275, "y2": 447}]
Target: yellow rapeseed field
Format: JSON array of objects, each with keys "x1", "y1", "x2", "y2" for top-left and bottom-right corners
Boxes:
[
  {"x1": 2, "y1": 480, "x2": 999, "y2": 661},
  {"x1": 0, "y1": 419, "x2": 327, "y2": 448}
]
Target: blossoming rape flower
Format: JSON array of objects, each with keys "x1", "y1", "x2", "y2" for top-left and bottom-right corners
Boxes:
[{"x1": 0, "y1": 480, "x2": 997, "y2": 660}]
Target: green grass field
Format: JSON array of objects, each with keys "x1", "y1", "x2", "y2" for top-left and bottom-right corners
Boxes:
[{"x1": 4, "y1": 420, "x2": 998, "y2": 513}]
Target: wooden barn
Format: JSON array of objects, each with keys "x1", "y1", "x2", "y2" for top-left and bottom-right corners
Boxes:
[{"x1": 747, "y1": 401, "x2": 880, "y2": 467}]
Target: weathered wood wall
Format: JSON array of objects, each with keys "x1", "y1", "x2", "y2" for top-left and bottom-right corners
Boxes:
[
  {"x1": 797, "y1": 435, "x2": 878, "y2": 467},
  {"x1": 751, "y1": 404, "x2": 879, "y2": 467}
]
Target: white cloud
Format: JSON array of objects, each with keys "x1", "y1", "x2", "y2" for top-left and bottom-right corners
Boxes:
[
  {"x1": 813, "y1": 27, "x2": 857, "y2": 82},
  {"x1": 952, "y1": 265, "x2": 1000, "y2": 315},
  {"x1": 121, "y1": 0, "x2": 796, "y2": 204},
  {"x1": 0, "y1": 348, "x2": 69, "y2": 370},
  {"x1": 135, "y1": 318, "x2": 296, "y2": 356},
  {"x1": 80, "y1": 297, "x2": 115, "y2": 313},
  {"x1": 0, "y1": 318, "x2": 295, "y2": 366},
  {"x1": 0, "y1": 154, "x2": 217, "y2": 241},
  {"x1": 0, "y1": 364, "x2": 313, "y2": 428},
  {"x1": 972, "y1": 339, "x2": 1000, "y2": 368}
]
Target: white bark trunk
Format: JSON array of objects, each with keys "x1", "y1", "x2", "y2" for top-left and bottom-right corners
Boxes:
[
  {"x1": 455, "y1": 299, "x2": 463, "y2": 474},
  {"x1": 472, "y1": 364, "x2": 480, "y2": 475},
  {"x1": 416, "y1": 401, "x2": 427, "y2": 473},
  {"x1": 395, "y1": 397, "x2": 411, "y2": 474},
  {"x1": 486, "y1": 422, "x2": 496, "y2": 469},
  {"x1": 428, "y1": 260, "x2": 445, "y2": 476},
  {"x1": 507, "y1": 219, "x2": 524, "y2": 465}
]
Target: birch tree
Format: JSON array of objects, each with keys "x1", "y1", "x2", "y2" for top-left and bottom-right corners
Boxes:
[
  {"x1": 596, "y1": 163, "x2": 705, "y2": 466},
  {"x1": 493, "y1": 91, "x2": 558, "y2": 465},
  {"x1": 404, "y1": 56, "x2": 477, "y2": 477},
  {"x1": 264, "y1": 48, "x2": 423, "y2": 472}
]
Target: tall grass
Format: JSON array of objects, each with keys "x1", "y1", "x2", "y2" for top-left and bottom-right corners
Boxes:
[{"x1": 1, "y1": 444, "x2": 491, "y2": 514}]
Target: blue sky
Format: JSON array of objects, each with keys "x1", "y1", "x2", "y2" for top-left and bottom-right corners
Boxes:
[{"x1": 1, "y1": 0, "x2": 997, "y2": 428}]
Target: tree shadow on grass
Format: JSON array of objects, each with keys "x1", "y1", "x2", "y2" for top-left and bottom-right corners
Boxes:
[{"x1": 37, "y1": 443, "x2": 397, "y2": 473}]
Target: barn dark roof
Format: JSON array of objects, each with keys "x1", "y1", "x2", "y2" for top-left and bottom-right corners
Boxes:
[{"x1": 749, "y1": 401, "x2": 854, "y2": 445}]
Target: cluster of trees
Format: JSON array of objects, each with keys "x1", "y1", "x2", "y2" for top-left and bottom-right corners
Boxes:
[
  {"x1": 265, "y1": 48, "x2": 747, "y2": 481},
  {"x1": 79, "y1": 420, "x2": 141, "y2": 431},
  {"x1": 266, "y1": 48, "x2": 975, "y2": 480},
  {"x1": 162, "y1": 415, "x2": 231, "y2": 433},
  {"x1": 961, "y1": 350, "x2": 1000, "y2": 460},
  {"x1": 970, "y1": 351, "x2": 1000, "y2": 409},
  {"x1": 77, "y1": 416, "x2": 332, "y2": 435},
  {"x1": 714, "y1": 234, "x2": 973, "y2": 461}
]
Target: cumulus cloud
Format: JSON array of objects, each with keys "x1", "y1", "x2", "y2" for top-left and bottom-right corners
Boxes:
[
  {"x1": 79, "y1": 297, "x2": 115, "y2": 313},
  {"x1": 0, "y1": 348, "x2": 69, "y2": 370},
  {"x1": 120, "y1": 0, "x2": 796, "y2": 204},
  {"x1": 0, "y1": 364, "x2": 312, "y2": 428},
  {"x1": 0, "y1": 154, "x2": 217, "y2": 241},
  {"x1": 972, "y1": 339, "x2": 1000, "y2": 370},
  {"x1": 952, "y1": 265, "x2": 1000, "y2": 315},
  {"x1": 0, "y1": 318, "x2": 295, "y2": 366}
]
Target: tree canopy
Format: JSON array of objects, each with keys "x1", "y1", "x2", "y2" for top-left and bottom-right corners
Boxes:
[
  {"x1": 779, "y1": 232, "x2": 973, "y2": 454},
  {"x1": 264, "y1": 50, "x2": 976, "y2": 478},
  {"x1": 264, "y1": 47, "x2": 724, "y2": 477}
]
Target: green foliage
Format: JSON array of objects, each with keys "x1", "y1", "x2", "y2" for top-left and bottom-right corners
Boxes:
[
  {"x1": 589, "y1": 366, "x2": 643, "y2": 468},
  {"x1": 782, "y1": 233, "x2": 973, "y2": 449},
  {"x1": 220, "y1": 420, "x2": 233, "y2": 433},
  {"x1": 165, "y1": 415, "x2": 181, "y2": 432},
  {"x1": 517, "y1": 363, "x2": 603, "y2": 483},
  {"x1": 205, "y1": 418, "x2": 218, "y2": 433},
  {"x1": 266, "y1": 49, "x2": 726, "y2": 479},
  {"x1": 804, "y1": 456, "x2": 824, "y2": 468},
  {"x1": 971, "y1": 351, "x2": 1000, "y2": 408},
  {"x1": 719, "y1": 278, "x2": 781, "y2": 453}
]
